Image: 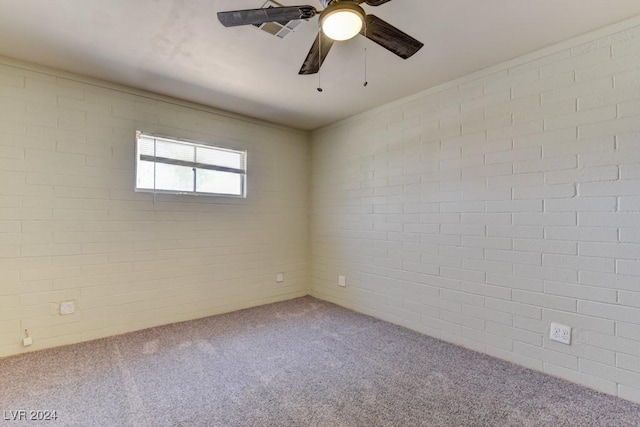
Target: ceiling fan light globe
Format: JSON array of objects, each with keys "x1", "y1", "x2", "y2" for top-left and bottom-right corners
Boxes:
[{"x1": 321, "y1": 9, "x2": 364, "y2": 41}]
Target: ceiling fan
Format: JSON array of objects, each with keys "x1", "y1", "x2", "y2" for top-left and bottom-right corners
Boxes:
[{"x1": 217, "y1": 0, "x2": 424, "y2": 75}]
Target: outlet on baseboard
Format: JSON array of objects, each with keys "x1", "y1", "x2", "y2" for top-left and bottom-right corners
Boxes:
[
  {"x1": 276, "y1": 273, "x2": 284, "y2": 283},
  {"x1": 550, "y1": 323, "x2": 571, "y2": 345}
]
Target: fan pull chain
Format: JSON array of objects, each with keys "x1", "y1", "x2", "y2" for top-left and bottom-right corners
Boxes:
[
  {"x1": 363, "y1": 19, "x2": 368, "y2": 87},
  {"x1": 317, "y1": 27, "x2": 323, "y2": 92},
  {"x1": 363, "y1": 46, "x2": 368, "y2": 87}
]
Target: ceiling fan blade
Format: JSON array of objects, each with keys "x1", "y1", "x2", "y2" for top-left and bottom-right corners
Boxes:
[
  {"x1": 361, "y1": 14, "x2": 424, "y2": 59},
  {"x1": 364, "y1": 0, "x2": 394, "y2": 6},
  {"x1": 217, "y1": 6, "x2": 317, "y2": 27},
  {"x1": 299, "y1": 32, "x2": 335, "y2": 75}
]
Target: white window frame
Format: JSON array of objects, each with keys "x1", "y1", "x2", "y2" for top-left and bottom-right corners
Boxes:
[{"x1": 135, "y1": 131, "x2": 247, "y2": 198}]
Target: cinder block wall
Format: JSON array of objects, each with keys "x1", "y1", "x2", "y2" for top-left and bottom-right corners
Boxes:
[
  {"x1": 0, "y1": 59, "x2": 310, "y2": 357},
  {"x1": 311, "y1": 18, "x2": 640, "y2": 403}
]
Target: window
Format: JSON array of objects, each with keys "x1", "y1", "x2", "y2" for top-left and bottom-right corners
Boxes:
[{"x1": 135, "y1": 132, "x2": 246, "y2": 197}]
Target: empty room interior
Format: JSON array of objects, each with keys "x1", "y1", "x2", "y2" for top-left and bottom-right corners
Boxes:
[{"x1": 2, "y1": 0, "x2": 640, "y2": 425}]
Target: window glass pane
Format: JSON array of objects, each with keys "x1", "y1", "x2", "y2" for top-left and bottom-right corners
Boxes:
[
  {"x1": 135, "y1": 132, "x2": 246, "y2": 197},
  {"x1": 155, "y1": 139, "x2": 194, "y2": 162},
  {"x1": 137, "y1": 160, "x2": 155, "y2": 189},
  {"x1": 196, "y1": 147, "x2": 244, "y2": 170},
  {"x1": 196, "y1": 169, "x2": 243, "y2": 196},
  {"x1": 154, "y1": 163, "x2": 193, "y2": 192}
]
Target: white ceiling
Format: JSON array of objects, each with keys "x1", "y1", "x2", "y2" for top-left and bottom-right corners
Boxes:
[{"x1": 1, "y1": 1, "x2": 640, "y2": 130}]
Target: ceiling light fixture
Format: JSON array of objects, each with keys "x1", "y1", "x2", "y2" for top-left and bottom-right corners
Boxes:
[{"x1": 320, "y1": 3, "x2": 365, "y2": 41}]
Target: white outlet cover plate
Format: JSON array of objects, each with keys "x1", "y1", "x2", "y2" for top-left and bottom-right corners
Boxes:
[
  {"x1": 60, "y1": 301, "x2": 76, "y2": 315},
  {"x1": 550, "y1": 322, "x2": 571, "y2": 345},
  {"x1": 276, "y1": 273, "x2": 284, "y2": 283},
  {"x1": 338, "y1": 275, "x2": 346, "y2": 287},
  {"x1": 23, "y1": 336, "x2": 32, "y2": 347}
]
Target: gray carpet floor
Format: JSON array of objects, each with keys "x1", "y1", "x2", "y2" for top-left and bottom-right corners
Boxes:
[{"x1": 1, "y1": 296, "x2": 639, "y2": 426}]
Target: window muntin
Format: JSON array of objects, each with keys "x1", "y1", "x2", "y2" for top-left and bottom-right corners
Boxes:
[{"x1": 135, "y1": 132, "x2": 246, "y2": 197}]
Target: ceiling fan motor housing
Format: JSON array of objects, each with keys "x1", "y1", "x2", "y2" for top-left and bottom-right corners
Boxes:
[{"x1": 322, "y1": 0, "x2": 366, "y2": 7}]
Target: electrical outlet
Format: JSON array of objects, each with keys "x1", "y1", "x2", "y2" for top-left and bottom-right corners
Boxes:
[
  {"x1": 276, "y1": 273, "x2": 284, "y2": 283},
  {"x1": 60, "y1": 301, "x2": 76, "y2": 315},
  {"x1": 23, "y1": 329, "x2": 32, "y2": 347},
  {"x1": 338, "y1": 275, "x2": 346, "y2": 287},
  {"x1": 550, "y1": 323, "x2": 571, "y2": 345}
]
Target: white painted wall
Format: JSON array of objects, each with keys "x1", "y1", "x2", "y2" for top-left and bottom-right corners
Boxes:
[
  {"x1": 0, "y1": 59, "x2": 310, "y2": 357},
  {"x1": 2, "y1": 15, "x2": 640, "y2": 406},
  {"x1": 311, "y1": 19, "x2": 640, "y2": 403}
]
